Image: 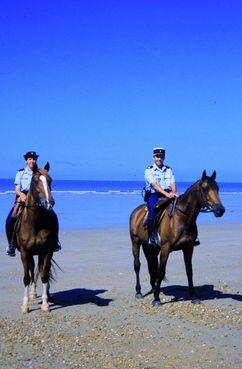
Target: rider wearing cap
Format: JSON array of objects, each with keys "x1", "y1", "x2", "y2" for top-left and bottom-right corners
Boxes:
[
  {"x1": 145, "y1": 147, "x2": 178, "y2": 246},
  {"x1": 5, "y1": 151, "x2": 61, "y2": 256},
  {"x1": 15, "y1": 151, "x2": 39, "y2": 202}
]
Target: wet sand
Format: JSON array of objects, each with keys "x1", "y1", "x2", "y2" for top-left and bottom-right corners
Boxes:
[{"x1": 0, "y1": 223, "x2": 242, "y2": 369}]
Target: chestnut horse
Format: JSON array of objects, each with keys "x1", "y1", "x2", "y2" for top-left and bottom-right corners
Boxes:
[
  {"x1": 13, "y1": 162, "x2": 58, "y2": 313},
  {"x1": 130, "y1": 171, "x2": 225, "y2": 306}
]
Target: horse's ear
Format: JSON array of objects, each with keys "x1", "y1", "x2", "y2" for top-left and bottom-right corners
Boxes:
[
  {"x1": 211, "y1": 170, "x2": 216, "y2": 181},
  {"x1": 201, "y1": 170, "x2": 207, "y2": 181},
  {"x1": 44, "y1": 162, "x2": 50, "y2": 171},
  {"x1": 33, "y1": 162, "x2": 38, "y2": 174}
]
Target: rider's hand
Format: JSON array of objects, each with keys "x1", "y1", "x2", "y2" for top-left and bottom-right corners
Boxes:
[
  {"x1": 19, "y1": 193, "x2": 27, "y2": 202},
  {"x1": 164, "y1": 192, "x2": 173, "y2": 199},
  {"x1": 166, "y1": 192, "x2": 178, "y2": 199}
]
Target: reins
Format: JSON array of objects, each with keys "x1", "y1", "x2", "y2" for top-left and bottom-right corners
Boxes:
[
  {"x1": 9, "y1": 205, "x2": 25, "y2": 245},
  {"x1": 14, "y1": 200, "x2": 45, "y2": 209},
  {"x1": 156, "y1": 182, "x2": 212, "y2": 226},
  {"x1": 10, "y1": 198, "x2": 48, "y2": 244}
]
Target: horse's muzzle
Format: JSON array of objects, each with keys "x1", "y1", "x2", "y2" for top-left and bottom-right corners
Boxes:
[
  {"x1": 39, "y1": 196, "x2": 55, "y2": 210},
  {"x1": 212, "y1": 204, "x2": 225, "y2": 217}
]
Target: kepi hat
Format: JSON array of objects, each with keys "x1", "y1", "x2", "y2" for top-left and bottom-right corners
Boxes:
[
  {"x1": 23, "y1": 151, "x2": 39, "y2": 160},
  {"x1": 153, "y1": 147, "x2": 165, "y2": 156}
]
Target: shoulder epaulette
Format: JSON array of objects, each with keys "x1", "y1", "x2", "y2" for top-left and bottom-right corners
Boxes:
[
  {"x1": 165, "y1": 165, "x2": 170, "y2": 169},
  {"x1": 18, "y1": 168, "x2": 24, "y2": 171},
  {"x1": 146, "y1": 165, "x2": 153, "y2": 169}
]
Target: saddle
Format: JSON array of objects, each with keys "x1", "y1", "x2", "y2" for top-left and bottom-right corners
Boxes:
[
  {"x1": 8, "y1": 204, "x2": 25, "y2": 250},
  {"x1": 143, "y1": 198, "x2": 177, "y2": 229},
  {"x1": 155, "y1": 197, "x2": 177, "y2": 217}
]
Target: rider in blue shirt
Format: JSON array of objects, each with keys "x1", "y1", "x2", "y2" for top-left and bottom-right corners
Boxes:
[
  {"x1": 145, "y1": 147, "x2": 178, "y2": 246},
  {"x1": 5, "y1": 151, "x2": 61, "y2": 256}
]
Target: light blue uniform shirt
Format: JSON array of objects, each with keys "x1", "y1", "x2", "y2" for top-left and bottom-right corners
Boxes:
[
  {"x1": 14, "y1": 166, "x2": 33, "y2": 192},
  {"x1": 145, "y1": 163, "x2": 175, "y2": 193}
]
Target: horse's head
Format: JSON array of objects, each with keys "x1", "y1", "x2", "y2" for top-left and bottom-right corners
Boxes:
[
  {"x1": 198, "y1": 170, "x2": 225, "y2": 217},
  {"x1": 31, "y1": 162, "x2": 55, "y2": 210}
]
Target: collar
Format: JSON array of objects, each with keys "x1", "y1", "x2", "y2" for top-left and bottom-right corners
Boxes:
[
  {"x1": 24, "y1": 166, "x2": 33, "y2": 174},
  {"x1": 154, "y1": 163, "x2": 166, "y2": 172}
]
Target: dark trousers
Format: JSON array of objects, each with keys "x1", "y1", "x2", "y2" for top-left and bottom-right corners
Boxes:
[{"x1": 147, "y1": 193, "x2": 162, "y2": 220}]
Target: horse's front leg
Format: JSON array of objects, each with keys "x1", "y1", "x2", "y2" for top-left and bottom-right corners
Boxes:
[
  {"x1": 29, "y1": 256, "x2": 37, "y2": 300},
  {"x1": 183, "y1": 246, "x2": 200, "y2": 304},
  {"x1": 39, "y1": 253, "x2": 52, "y2": 312},
  {"x1": 152, "y1": 244, "x2": 169, "y2": 306},
  {"x1": 20, "y1": 251, "x2": 31, "y2": 313},
  {"x1": 132, "y1": 237, "x2": 142, "y2": 298}
]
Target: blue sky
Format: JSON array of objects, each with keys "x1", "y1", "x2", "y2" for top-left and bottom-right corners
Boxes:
[{"x1": 1, "y1": 1, "x2": 242, "y2": 181}]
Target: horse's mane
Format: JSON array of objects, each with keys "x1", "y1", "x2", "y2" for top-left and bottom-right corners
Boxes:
[
  {"x1": 178, "y1": 180, "x2": 200, "y2": 200},
  {"x1": 36, "y1": 168, "x2": 52, "y2": 182},
  {"x1": 178, "y1": 175, "x2": 218, "y2": 201}
]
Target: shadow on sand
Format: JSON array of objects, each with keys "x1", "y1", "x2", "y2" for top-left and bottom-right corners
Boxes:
[
  {"x1": 49, "y1": 288, "x2": 113, "y2": 310},
  {"x1": 143, "y1": 284, "x2": 242, "y2": 303},
  {"x1": 162, "y1": 284, "x2": 242, "y2": 303}
]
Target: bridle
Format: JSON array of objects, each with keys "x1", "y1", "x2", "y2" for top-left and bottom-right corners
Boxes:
[
  {"x1": 197, "y1": 184, "x2": 214, "y2": 213},
  {"x1": 29, "y1": 171, "x2": 54, "y2": 210},
  {"x1": 174, "y1": 182, "x2": 216, "y2": 217}
]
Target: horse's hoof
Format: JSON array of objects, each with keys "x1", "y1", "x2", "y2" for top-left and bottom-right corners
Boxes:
[
  {"x1": 21, "y1": 305, "x2": 29, "y2": 314},
  {"x1": 30, "y1": 292, "x2": 37, "y2": 300},
  {"x1": 135, "y1": 293, "x2": 143, "y2": 299},
  {"x1": 41, "y1": 304, "x2": 50, "y2": 312},
  {"x1": 48, "y1": 294, "x2": 53, "y2": 303},
  {"x1": 191, "y1": 298, "x2": 201, "y2": 305},
  {"x1": 152, "y1": 300, "x2": 162, "y2": 307}
]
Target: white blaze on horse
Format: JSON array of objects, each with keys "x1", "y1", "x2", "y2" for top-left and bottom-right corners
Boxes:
[{"x1": 9, "y1": 162, "x2": 59, "y2": 313}]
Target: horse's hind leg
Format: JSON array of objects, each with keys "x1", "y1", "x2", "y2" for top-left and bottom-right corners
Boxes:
[
  {"x1": 143, "y1": 246, "x2": 158, "y2": 293},
  {"x1": 132, "y1": 236, "x2": 142, "y2": 298},
  {"x1": 29, "y1": 257, "x2": 37, "y2": 300},
  {"x1": 20, "y1": 251, "x2": 31, "y2": 313},
  {"x1": 183, "y1": 246, "x2": 200, "y2": 304},
  {"x1": 152, "y1": 244, "x2": 169, "y2": 306}
]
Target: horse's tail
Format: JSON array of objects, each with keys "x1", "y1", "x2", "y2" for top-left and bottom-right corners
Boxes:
[
  {"x1": 34, "y1": 258, "x2": 63, "y2": 284},
  {"x1": 49, "y1": 258, "x2": 64, "y2": 282}
]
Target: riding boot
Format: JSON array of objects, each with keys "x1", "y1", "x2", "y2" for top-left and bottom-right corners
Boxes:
[
  {"x1": 6, "y1": 244, "x2": 16, "y2": 257},
  {"x1": 147, "y1": 218, "x2": 160, "y2": 247},
  {"x1": 5, "y1": 212, "x2": 17, "y2": 257}
]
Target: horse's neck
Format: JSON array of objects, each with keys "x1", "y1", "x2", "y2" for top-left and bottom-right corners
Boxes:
[
  {"x1": 25, "y1": 190, "x2": 35, "y2": 206},
  {"x1": 178, "y1": 184, "x2": 201, "y2": 221},
  {"x1": 23, "y1": 191, "x2": 39, "y2": 223}
]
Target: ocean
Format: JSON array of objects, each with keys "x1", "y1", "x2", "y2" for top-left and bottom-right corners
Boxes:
[{"x1": 0, "y1": 179, "x2": 242, "y2": 231}]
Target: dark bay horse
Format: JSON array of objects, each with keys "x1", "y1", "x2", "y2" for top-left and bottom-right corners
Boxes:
[
  {"x1": 130, "y1": 171, "x2": 225, "y2": 306},
  {"x1": 11, "y1": 162, "x2": 58, "y2": 313}
]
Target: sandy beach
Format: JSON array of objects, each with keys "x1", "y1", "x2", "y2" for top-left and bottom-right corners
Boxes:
[{"x1": 0, "y1": 222, "x2": 241, "y2": 369}]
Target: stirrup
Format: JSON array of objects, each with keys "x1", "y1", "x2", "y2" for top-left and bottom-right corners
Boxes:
[
  {"x1": 194, "y1": 238, "x2": 200, "y2": 247},
  {"x1": 53, "y1": 241, "x2": 62, "y2": 252},
  {"x1": 148, "y1": 231, "x2": 160, "y2": 247},
  {"x1": 6, "y1": 244, "x2": 16, "y2": 257}
]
